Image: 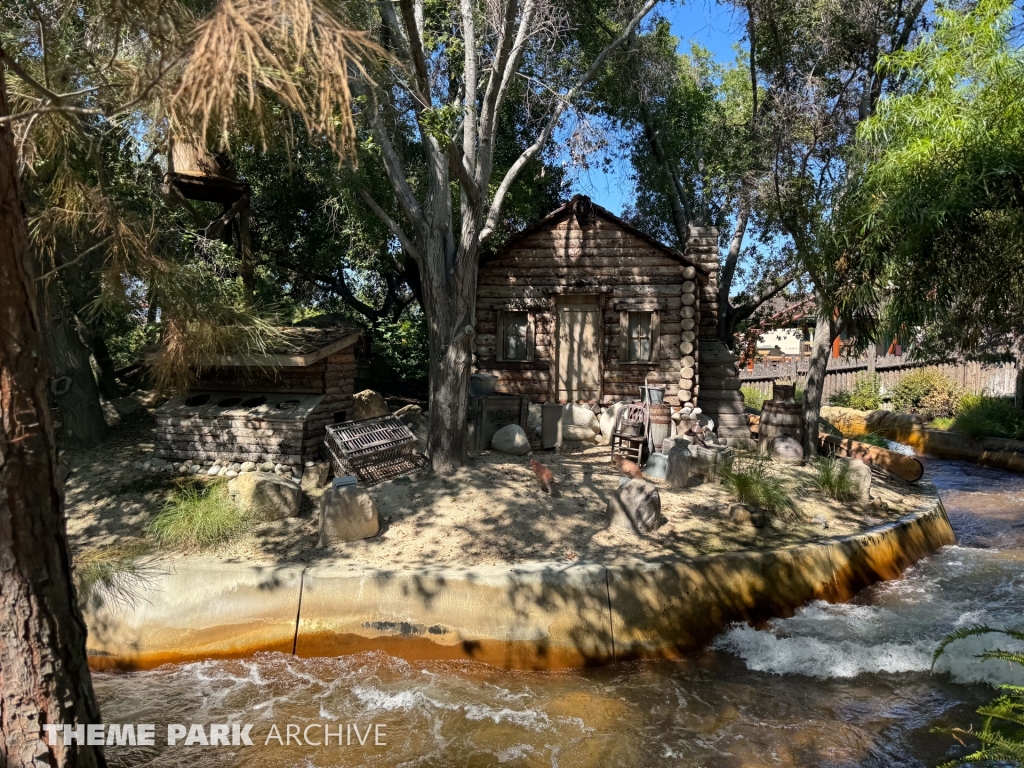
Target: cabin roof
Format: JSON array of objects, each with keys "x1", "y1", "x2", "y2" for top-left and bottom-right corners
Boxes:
[
  {"x1": 147, "y1": 325, "x2": 363, "y2": 368},
  {"x1": 491, "y1": 195, "x2": 711, "y2": 283}
]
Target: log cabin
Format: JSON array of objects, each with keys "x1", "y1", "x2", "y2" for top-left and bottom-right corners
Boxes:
[
  {"x1": 473, "y1": 196, "x2": 751, "y2": 442},
  {"x1": 153, "y1": 325, "x2": 362, "y2": 468}
]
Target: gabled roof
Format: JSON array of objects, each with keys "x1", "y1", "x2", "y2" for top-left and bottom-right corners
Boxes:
[
  {"x1": 491, "y1": 195, "x2": 710, "y2": 282},
  {"x1": 145, "y1": 325, "x2": 363, "y2": 368}
]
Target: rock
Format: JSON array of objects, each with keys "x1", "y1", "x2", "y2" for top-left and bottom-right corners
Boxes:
[
  {"x1": 225, "y1": 470, "x2": 239, "y2": 478},
  {"x1": 217, "y1": 467, "x2": 228, "y2": 477},
  {"x1": 178, "y1": 464, "x2": 190, "y2": 474},
  {"x1": 563, "y1": 403, "x2": 600, "y2": 434},
  {"x1": 563, "y1": 424, "x2": 598, "y2": 443},
  {"x1": 228, "y1": 472, "x2": 302, "y2": 521},
  {"x1": 189, "y1": 465, "x2": 201, "y2": 474},
  {"x1": 491, "y1": 424, "x2": 530, "y2": 455},
  {"x1": 605, "y1": 479, "x2": 661, "y2": 535},
  {"x1": 130, "y1": 389, "x2": 161, "y2": 407},
  {"x1": 301, "y1": 461, "x2": 331, "y2": 492},
  {"x1": 768, "y1": 435, "x2": 804, "y2": 464},
  {"x1": 207, "y1": 466, "x2": 221, "y2": 476},
  {"x1": 109, "y1": 396, "x2": 141, "y2": 417},
  {"x1": 100, "y1": 398, "x2": 121, "y2": 427},
  {"x1": 600, "y1": 402, "x2": 627, "y2": 444},
  {"x1": 353, "y1": 389, "x2": 390, "y2": 420},
  {"x1": 319, "y1": 483, "x2": 381, "y2": 545},
  {"x1": 258, "y1": 461, "x2": 274, "y2": 472},
  {"x1": 240, "y1": 461, "x2": 256, "y2": 473},
  {"x1": 729, "y1": 503, "x2": 753, "y2": 524},
  {"x1": 228, "y1": 462, "x2": 241, "y2": 472},
  {"x1": 842, "y1": 458, "x2": 873, "y2": 501},
  {"x1": 812, "y1": 514, "x2": 829, "y2": 529},
  {"x1": 393, "y1": 403, "x2": 422, "y2": 426}
]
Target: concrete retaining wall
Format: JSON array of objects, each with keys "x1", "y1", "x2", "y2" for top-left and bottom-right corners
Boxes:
[{"x1": 86, "y1": 501, "x2": 955, "y2": 671}]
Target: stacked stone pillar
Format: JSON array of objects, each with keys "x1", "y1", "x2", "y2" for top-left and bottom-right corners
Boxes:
[{"x1": 683, "y1": 226, "x2": 753, "y2": 446}]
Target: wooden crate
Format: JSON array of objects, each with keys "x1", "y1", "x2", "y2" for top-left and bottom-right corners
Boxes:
[{"x1": 466, "y1": 395, "x2": 530, "y2": 452}]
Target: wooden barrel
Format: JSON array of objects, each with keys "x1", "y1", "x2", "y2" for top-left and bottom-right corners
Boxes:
[
  {"x1": 759, "y1": 400, "x2": 804, "y2": 450},
  {"x1": 648, "y1": 404, "x2": 673, "y2": 453}
]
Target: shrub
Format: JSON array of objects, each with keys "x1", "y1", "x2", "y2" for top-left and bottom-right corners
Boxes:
[
  {"x1": 929, "y1": 416, "x2": 955, "y2": 430},
  {"x1": 741, "y1": 386, "x2": 767, "y2": 412},
  {"x1": 813, "y1": 458, "x2": 856, "y2": 502},
  {"x1": 933, "y1": 626, "x2": 1024, "y2": 768},
  {"x1": 722, "y1": 456, "x2": 795, "y2": 518},
  {"x1": 952, "y1": 394, "x2": 1024, "y2": 440},
  {"x1": 149, "y1": 480, "x2": 246, "y2": 550},
  {"x1": 850, "y1": 431, "x2": 889, "y2": 448},
  {"x1": 890, "y1": 369, "x2": 962, "y2": 419},
  {"x1": 829, "y1": 375, "x2": 883, "y2": 411}
]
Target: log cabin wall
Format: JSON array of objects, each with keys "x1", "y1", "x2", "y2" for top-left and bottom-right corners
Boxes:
[{"x1": 473, "y1": 200, "x2": 704, "y2": 407}]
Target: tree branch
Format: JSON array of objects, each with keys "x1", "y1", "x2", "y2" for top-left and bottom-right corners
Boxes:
[
  {"x1": 369, "y1": 109, "x2": 426, "y2": 229},
  {"x1": 480, "y1": 0, "x2": 659, "y2": 241},
  {"x1": 356, "y1": 187, "x2": 423, "y2": 267}
]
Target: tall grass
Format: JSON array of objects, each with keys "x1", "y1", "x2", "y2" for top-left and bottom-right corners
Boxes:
[
  {"x1": 75, "y1": 542, "x2": 158, "y2": 610},
  {"x1": 953, "y1": 394, "x2": 1024, "y2": 440},
  {"x1": 722, "y1": 456, "x2": 795, "y2": 518},
  {"x1": 813, "y1": 458, "x2": 857, "y2": 502},
  {"x1": 150, "y1": 480, "x2": 246, "y2": 551}
]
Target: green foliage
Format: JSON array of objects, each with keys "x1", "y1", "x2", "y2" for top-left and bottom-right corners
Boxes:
[
  {"x1": 829, "y1": 375, "x2": 883, "y2": 411},
  {"x1": 890, "y1": 370, "x2": 962, "y2": 420},
  {"x1": 722, "y1": 456, "x2": 795, "y2": 518},
  {"x1": 853, "y1": 432, "x2": 890, "y2": 448},
  {"x1": 813, "y1": 458, "x2": 856, "y2": 502},
  {"x1": 149, "y1": 480, "x2": 246, "y2": 551},
  {"x1": 849, "y1": 0, "x2": 1024, "y2": 357},
  {"x1": 371, "y1": 310, "x2": 430, "y2": 385},
  {"x1": 953, "y1": 395, "x2": 1024, "y2": 440},
  {"x1": 741, "y1": 386, "x2": 767, "y2": 412},
  {"x1": 929, "y1": 417, "x2": 955, "y2": 430},
  {"x1": 933, "y1": 626, "x2": 1024, "y2": 767}
]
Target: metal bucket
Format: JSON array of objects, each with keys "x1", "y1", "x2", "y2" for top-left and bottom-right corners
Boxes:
[{"x1": 640, "y1": 386, "x2": 665, "y2": 404}]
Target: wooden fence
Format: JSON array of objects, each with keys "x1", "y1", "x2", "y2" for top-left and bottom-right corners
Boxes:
[{"x1": 738, "y1": 354, "x2": 1018, "y2": 402}]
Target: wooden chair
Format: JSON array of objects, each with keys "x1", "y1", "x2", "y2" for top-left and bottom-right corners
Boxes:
[{"x1": 610, "y1": 403, "x2": 649, "y2": 465}]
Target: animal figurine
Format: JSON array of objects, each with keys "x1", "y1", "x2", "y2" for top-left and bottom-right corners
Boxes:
[
  {"x1": 530, "y1": 459, "x2": 555, "y2": 495},
  {"x1": 613, "y1": 453, "x2": 643, "y2": 480}
]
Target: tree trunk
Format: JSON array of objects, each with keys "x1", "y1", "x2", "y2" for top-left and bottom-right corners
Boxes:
[
  {"x1": 86, "y1": 330, "x2": 119, "y2": 400},
  {"x1": 46, "y1": 310, "x2": 108, "y2": 449},
  {"x1": 801, "y1": 304, "x2": 838, "y2": 458},
  {"x1": 1015, "y1": 358, "x2": 1024, "y2": 412},
  {"x1": 0, "y1": 56, "x2": 107, "y2": 768}
]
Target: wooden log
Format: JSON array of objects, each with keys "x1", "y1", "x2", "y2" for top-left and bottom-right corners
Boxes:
[{"x1": 819, "y1": 434, "x2": 924, "y2": 482}]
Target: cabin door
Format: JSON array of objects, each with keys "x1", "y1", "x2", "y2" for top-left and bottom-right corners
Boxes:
[{"x1": 556, "y1": 296, "x2": 601, "y2": 402}]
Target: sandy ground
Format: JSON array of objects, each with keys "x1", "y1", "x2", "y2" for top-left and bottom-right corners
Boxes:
[{"x1": 63, "y1": 411, "x2": 932, "y2": 570}]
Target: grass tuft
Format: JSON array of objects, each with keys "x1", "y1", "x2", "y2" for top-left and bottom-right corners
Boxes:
[
  {"x1": 952, "y1": 394, "x2": 1024, "y2": 440},
  {"x1": 75, "y1": 542, "x2": 157, "y2": 610},
  {"x1": 722, "y1": 455, "x2": 795, "y2": 518},
  {"x1": 149, "y1": 479, "x2": 246, "y2": 551},
  {"x1": 741, "y1": 386, "x2": 767, "y2": 412},
  {"x1": 813, "y1": 458, "x2": 856, "y2": 502}
]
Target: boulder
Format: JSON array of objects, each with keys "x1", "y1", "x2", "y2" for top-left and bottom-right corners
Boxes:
[
  {"x1": 301, "y1": 461, "x2": 331, "y2": 493},
  {"x1": 768, "y1": 435, "x2": 804, "y2": 464},
  {"x1": 563, "y1": 403, "x2": 601, "y2": 434},
  {"x1": 228, "y1": 472, "x2": 302, "y2": 521},
  {"x1": 99, "y1": 398, "x2": 121, "y2": 427},
  {"x1": 605, "y1": 479, "x2": 661, "y2": 535},
  {"x1": 353, "y1": 389, "x2": 390, "y2": 420},
  {"x1": 563, "y1": 424, "x2": 598, "y2": 443},
  {"x1": 258, "y1": 461, "x2": 275, "y2": 472},
  {"x1": 410, "y1": 411, "x2": 430, "y2": 449},
  {"x1": 240, "y1": 461, "x2": 256, "y2": 473},
  {"x1": 841, "y1": 458, "x2": 873, "y2": 501},
  {"x1": 491, "y1": 424, "x2": 531, "y2": 455},
  {"x1": 393, "y1": 403, "x2": 422, "y2": 426},
  {"x1": 599, "y1": 402, "x2": 627, "y2": 444},
  {"x1": 319, "y1": 484, "x2": 381, "y2": 545}
]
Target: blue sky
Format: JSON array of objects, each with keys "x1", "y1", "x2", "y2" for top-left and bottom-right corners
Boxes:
[{"x1": 576, "y1": 0, "x2": 746, "y2": 214}]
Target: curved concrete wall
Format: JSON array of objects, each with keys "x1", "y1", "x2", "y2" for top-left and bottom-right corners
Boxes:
[{"x1": 86, "y1": 501, "x2": 955, "y2": 671}]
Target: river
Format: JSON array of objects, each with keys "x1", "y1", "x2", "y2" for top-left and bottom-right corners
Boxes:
[{"x1": 93, "y1": 458, "x2": 1024, "y2": 767}]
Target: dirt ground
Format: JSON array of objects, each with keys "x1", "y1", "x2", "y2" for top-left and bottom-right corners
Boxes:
[{"x1": 63, "y1": 410, "x2": 934, "y2": 570}]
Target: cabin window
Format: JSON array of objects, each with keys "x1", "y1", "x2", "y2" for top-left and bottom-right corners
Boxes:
[
  {"x1": 619, "y1": 309, "x2": 660, "y2": 363},
  {"x1": 497, "y1": 310, "x2": 534, "y2": 362}
]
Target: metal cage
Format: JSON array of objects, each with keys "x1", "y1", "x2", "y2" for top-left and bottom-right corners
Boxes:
[{"x1": 324, "y1": 415, "x2": 423, "y2": 484}]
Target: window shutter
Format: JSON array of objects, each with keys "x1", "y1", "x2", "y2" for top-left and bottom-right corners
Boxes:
[
  {"x1": 496, "y1": 310, "x2": 506, "y2": 362},
  {"x1": 619, "y1": 310, "x2": 629, "y2": 363},
  {"x1": 526, "y1": 311, "x2": 536, "y2": 362},
  {"x1": 649, "y1": 311, "x2": 661, "y2": 362}
]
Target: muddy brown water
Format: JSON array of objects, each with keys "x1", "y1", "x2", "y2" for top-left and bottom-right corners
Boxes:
[{"x1": 93, "y1": 456, "x2": 1024, "y2": 767}]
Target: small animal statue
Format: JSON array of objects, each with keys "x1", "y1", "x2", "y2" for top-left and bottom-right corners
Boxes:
[
  {"x1": 613, "y1": 453, "x2": 643, "y2": 480},
  {"x1": 530, "y1": 459, "x2": 555, "y2": 495}
]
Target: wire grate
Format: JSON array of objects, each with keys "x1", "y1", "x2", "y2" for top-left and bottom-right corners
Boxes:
[{"x1": 325, "y1": 415, "x2": 420, "y2": 484}]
